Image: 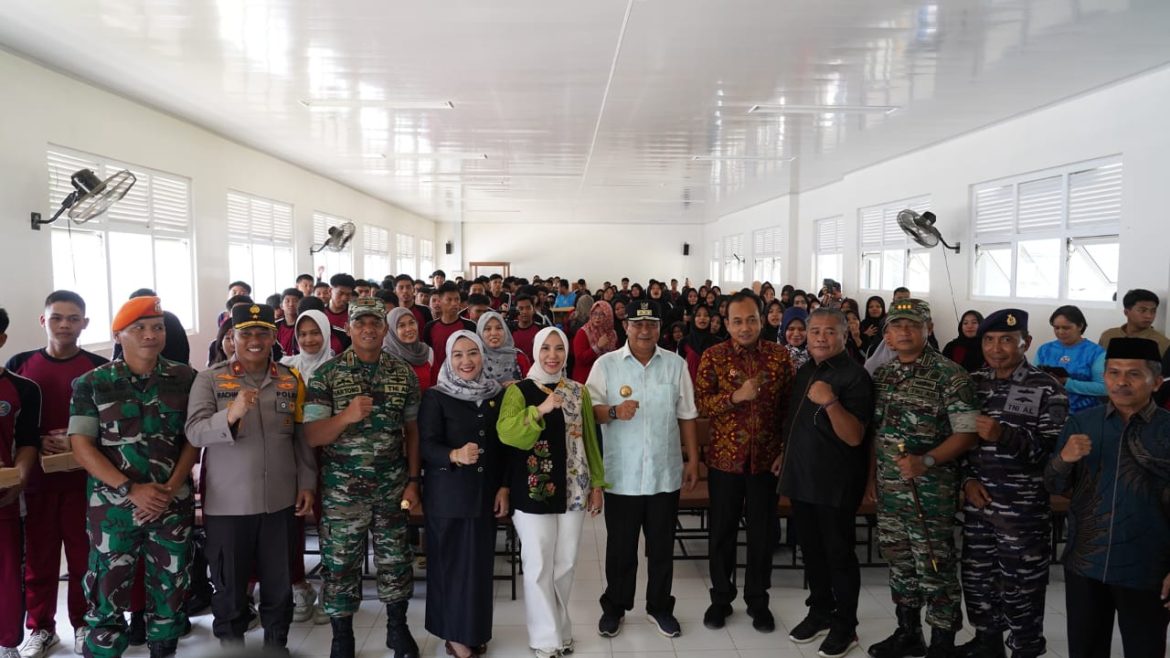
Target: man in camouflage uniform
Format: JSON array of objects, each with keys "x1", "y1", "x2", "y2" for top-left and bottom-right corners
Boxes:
[
  {"x1": 869, "y1": 300, "x2": 979, "y2": 658},
  {"x1": 304, "y1": 298, "x2": 422, "y2": 658},
  {"x1": 67, "y1": 297, "x2": 198, "y2": 658},
  {"x1": 958, "y1": 310, "x2": 1067, "y2": 658}
]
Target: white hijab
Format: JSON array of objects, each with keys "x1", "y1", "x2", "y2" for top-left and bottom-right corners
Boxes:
[
  {"x1": 280, "y1": 310, "x2": 334, "y2": 383},
  {"x1": 526, "y1": 326, "x2": 570, "y2": 386}
]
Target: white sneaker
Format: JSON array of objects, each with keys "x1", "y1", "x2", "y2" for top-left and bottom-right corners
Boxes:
[
  {"x1": 292, "y1": 584, "x2": 317, "y2": 623},
  {"x1": 3, "y1": 647, "x2": 23, "y2": 658},
  {"x1": 73, "y1": 628, "x2": 88, "y2": 655},
  {"x1": 18, "y1": 630, "x2": 59, "y2": 658},
  {"x1": 247, "y1": 603, "x2": 261, "y2": 631}
]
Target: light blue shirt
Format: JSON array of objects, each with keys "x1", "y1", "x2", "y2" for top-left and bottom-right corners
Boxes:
[{"x1": 586, "y1": 344, "x2": 698, "y2": 496}]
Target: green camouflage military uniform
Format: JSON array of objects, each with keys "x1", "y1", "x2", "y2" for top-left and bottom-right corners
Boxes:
[
  {"x1": 304, "y1": 348, "x2": 420, "y2": 617},
  {"x1": 67, "y1": 358, "x2": 196, "y2": 658},
  {"x1": 872, "y1": 348, "x2": 977, "y2": 632}
]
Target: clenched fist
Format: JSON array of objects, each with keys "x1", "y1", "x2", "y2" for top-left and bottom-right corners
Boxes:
[
  {"x1": 451, "y1": 442, "x2": 481, "y2": 466},
  {"x1": 341, "y1": 395, "x2": 374, "y2": 424},
  {"x1": 1060, "y1": 434, "x2": 1092, "y2": 463},
  {"x1": 806, "y1": 380, "x2": 836, "y2": 406}
]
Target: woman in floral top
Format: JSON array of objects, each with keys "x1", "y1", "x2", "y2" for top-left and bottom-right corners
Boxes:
[{"x1": 497, "y1": 326, "x2": 607, "y2": 658}]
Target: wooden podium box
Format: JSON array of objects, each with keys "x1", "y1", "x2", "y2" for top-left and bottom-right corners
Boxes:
[
  {"x1": 41, "y1": 452, "x2": 82, "y2": 473},
  {"x1": 0, "y1": 468, "x2": 19, "y2": 489}
]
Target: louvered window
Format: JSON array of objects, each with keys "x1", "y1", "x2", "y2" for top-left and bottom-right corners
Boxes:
[
  {"x1": 46, "y1": 146, "x2": 195, "y2": 346},
  {"x1": 752, "y1": 226, "x2": 786, "y2": 284},
  {"x1": 722, "y1": 234, "x2": 745, "y2": 283},
  {"x1": 859, "y1": 196, "x2": 932, "y2": 293},
  {"x1": 227, "y1": 191, "x2": 295, "y2": 302},
  {"x1": 396, "y1": 234, "x2": 416, "y2": 279},
  {"x1": 312, "y1": 212, "x2": 354, "y2": 278},
  {"x1": 970, "y1": 156, "x2": 1120, "y2": 301},
  {"x1": 419, "y1": 239, "x2": 435, "y2": 281},
  {"x1": 813, "y1": 217, "x2": 843, "y2": 292},
  {"x1": 362, "y1": 225, "x2": 392, "y2": 280},
  {"x1": 709, "y1": 241, "x2": 721, "y2": 286}
]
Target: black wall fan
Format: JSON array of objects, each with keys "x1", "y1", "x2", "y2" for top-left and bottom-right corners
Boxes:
[
  {"x1": 32, "y1": 168, "x2": 137, "y2": 230},
  {"x1": 896, "y1": 210, "x2": 960, "y2": 253},
  {"x1": 310, "y1": 222, "x2": 356, "y2": 254}
]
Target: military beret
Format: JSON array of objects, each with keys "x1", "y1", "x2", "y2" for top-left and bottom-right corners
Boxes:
[
  {"x1": 1105, "y1": 337, "x2": 1162, "y2": 362},
  {"x1": 885, "y1": 298, "x2": 931, "y2": 325},
  {"x1": 231, "y1": 303, "x2": 276, "y2": 331},
  {"x1": 348, "y1": 297, "x2": 387, "y2": 323},
  {"x1": 111, "y1": 296, "x2": 163, "y2": 332},
  {"x1": 978, "y1": 308, "x2": 1028, "y2": 336}
]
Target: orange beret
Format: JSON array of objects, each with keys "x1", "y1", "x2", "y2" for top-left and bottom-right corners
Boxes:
[{"x1": 111, "y1": 296, "x2": 164, "y2": 332}]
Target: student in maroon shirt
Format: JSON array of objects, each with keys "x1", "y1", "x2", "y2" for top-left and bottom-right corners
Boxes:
[
  {"x1": 487, "y1": 274, "x2": 510, "y2": 311},
  {"x1": 508, "y1": 293, "x2": 542, "y2": 358},
  {"x1": 393, "y1": 273, "x2": 433, "y2": 329},
  {"x1": 324, "y1": 273, "x2": 356, "y2": 350},
  {"x1": 0, "y1": 308, "x2": 42, "y2": 657},
  {"x1": 421, "y1": 282, "x2": 475, "y2": 387},
  {"x1": 6, "y1": 293, "x2": 104, "y2": 656},
  {"x1": 276, "y1": 288, "x2": 304, "y2": 357}
]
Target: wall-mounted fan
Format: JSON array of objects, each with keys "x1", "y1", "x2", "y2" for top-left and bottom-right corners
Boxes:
[
  {"x1": 310, "y1": 222, "x2": 356, "y2": 253},
  {"x1": 896, "y1": 210, "x2": 960, "y2": 253},
  {"x1": 31, "y1": 168, "x2": 137, "y2": 230}
]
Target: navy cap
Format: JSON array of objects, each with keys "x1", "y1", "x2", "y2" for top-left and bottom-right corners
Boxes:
[
  {"x1": 626, "y1": 299, "x2": 662, "y2": 322},
  {"x1": 978, "y1": 308, "x2": 1028, "y2": 336},
  {"x1": 231, "y1": 303, "x2": 276, "y2": 330}
]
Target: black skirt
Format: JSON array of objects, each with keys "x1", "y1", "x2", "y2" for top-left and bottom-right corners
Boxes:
[{"x1": 424, "y1": 514, "x2": 497, "y2": 645}]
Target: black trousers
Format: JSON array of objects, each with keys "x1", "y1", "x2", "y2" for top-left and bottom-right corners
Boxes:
[
  {"x1": 791, "y1": 499, "x2": 860, "y2": 632},
  {"x1": 1064, "y1": 568, "x2": 1169, "y2": 658},
  {"x1": 204, "y1": 507, "x2": 296, "y2": 641},
  {"x1": 707, "y1": 468, "x2": 778, "y2": 608},
  {"x1": 600, "y1": 490, "x2": 680, "y2": 616}
]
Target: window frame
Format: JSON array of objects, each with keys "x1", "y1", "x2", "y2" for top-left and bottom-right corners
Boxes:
[
  {"x1": 361, "y1": 224, "x2": 392, "y2": 280},
  {"x1": 813, "y1": 216, "x2": 844, "y2": 291},
  {"x1": 226, "y1": 189, "x2": 296, "y2": 304},
  {"x1": 722, "y1": 234, "x2": 745, "y2": 284},
  {"x1": 395, "y1": 233, "x2": 417, "y2": 279},
  {"x1": 752, "y1": 225, "x2": 786, "y2": 285},
  {"x1": 312, "y1": 211, "x2": 355, "y2": 278},
  {"x1": 858, "y1": 195, "x2": 932, "y2": 294}
]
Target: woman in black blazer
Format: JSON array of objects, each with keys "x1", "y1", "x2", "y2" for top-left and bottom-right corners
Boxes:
[{"x1": 419, "y1": 331, "x2": 509, "y2": 658}]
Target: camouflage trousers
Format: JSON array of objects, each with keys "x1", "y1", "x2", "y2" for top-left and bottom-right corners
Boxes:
[
  {"x1": 83, "y1": 502, "x2": 193, "y2": 658},
  {"x1": 319, "y1": 458, "x2": 412, "y2": 617},
  {"x1": 961, "y1": 493, "x2": 1051, "y2": 656},
  {"x1": 877, "y1": 476, "x2": 961, "y2": 631}
]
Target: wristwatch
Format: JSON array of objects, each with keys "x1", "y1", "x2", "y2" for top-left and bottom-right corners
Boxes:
[
  {"x1": 114, "y1": 479, "x2": 132, "y2": 497},
  {"x1": 922, "y1": 454, "x2": 937, "y2": 468},
  {"x1": 608, "y1": 406, "x2": 618, "y2": 420}
]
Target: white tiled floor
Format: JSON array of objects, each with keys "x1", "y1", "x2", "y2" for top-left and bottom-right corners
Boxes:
[{"x1": 42, "y1": 514, "x2": 1123, "y2": 657}]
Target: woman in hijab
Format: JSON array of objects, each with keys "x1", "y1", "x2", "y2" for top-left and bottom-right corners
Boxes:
[
  {"x1": 420, "y1": 331, "x2": 508, "y2": 658},
  {"x1": 942, "y1": 310, "x2": 986, "y2": 372},
  {"x1": 571, "y1": 300, "x2": 618, "y2": 383},
  {"x1": 780, "y1": 307, "x2": 810, "y2": 369},
  {"x1": 680, "y1": 303, "x2": 722, "y2": 382},
  {"x1": 761, "y1": 299, "x2": 783, "y2": 343},
  {"x1": 208, "y1": 318, "x2": 235, "y2": 366},
  {"x1": 497, "y1": 327, "x2": 606, "y2": 658},
  {"x1": 384, "y1": 307, "x2": 434, "y2": 390},
  {"x1": 280, "y1": 310, "x2": 334, "y2": 384},
  {"x1": 857, "y1": 296, "x2": 885, "y2": 352},
  {"x1": 790, "y1": 290, "x2": 810, "y2": 311},
  {"x1": 477, "y1": 310, "x2": 531, "y2": 386}
]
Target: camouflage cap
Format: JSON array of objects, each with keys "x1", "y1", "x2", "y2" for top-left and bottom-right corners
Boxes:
[
  {"x1": 885, "y1": 298, "x2": 931, "y2": 325},
  {"x1": 348, "y1": 297, "x2": 386, "y2": 323}
]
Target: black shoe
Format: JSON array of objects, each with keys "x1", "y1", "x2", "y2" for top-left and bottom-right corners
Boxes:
[
  {"x1": 597, "y1": 612, "x2": 622, "y2": 637},
  {"x1": 646, "y1": 611, "x2": 681, "y2": 638},
  {"x1": 702, "y1": 603, "x2": 732, "y2": 630},
  {"x1": 128, "y1": 611, "x2": 147, "y2": 646},
  {"x1": 818, "y1": 628, "x2": 860, "y2": 658},
  {"x1": 926, "y1": 629, "x2": 956, "y2": 658},
  {"x1": 956, "y1": 630, "x2": 1005, "y2": 658},
  {"x1": 219, "y1": 636, "x2": 246, "y2": 651},
  {"x1": 867, "y1": 606, "x2": 926, "y2": 658},
  {"x1": 385, "y1": 601, "x2": 419, "y2": 658},
  {"x1": 329, "y1": 616, "x2": 355, "y2": 658},
  {"x1": 747, "y1": 606, "x2": 775, "y2": 633},
  {"x1": 147, "y1": 639, "x2": 177, "y2": 658},
  {"x1": 263, "y1": 628, "x2": 290, "y2": 653},
  {"x1": 789, "y1": 613, "x2": 832, "y2": 644}
]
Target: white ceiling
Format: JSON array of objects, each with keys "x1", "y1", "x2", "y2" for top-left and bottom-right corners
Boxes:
[{"x1": 2, "y1": 0, "x2": 1168, "y2": 225}]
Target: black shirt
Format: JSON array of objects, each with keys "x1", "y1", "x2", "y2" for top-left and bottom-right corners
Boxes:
[{"x1": 778, "y1": 350, "x2": 874, "y2": 509}]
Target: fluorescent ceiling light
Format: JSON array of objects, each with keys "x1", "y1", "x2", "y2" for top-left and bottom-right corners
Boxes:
[
  {"x1": 300, "y1": 99, "x2": 455, "y2": 110},
  {"x1": 366, "y1": 152, "x2": 487, "y2": 160},
  {"x1": 691, "y1": 155, "x2": 796, "y2": 162},
  {"x1": 748, "y1": 104, "x2": 899, "y2": 115}
]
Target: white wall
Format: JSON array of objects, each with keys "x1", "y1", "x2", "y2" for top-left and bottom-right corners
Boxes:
[
  {"x1": 0, "y1": 50, "x2": 437, "y2": 359},
  {"x1": 462, "y1": 222, "x2": 706, "y2": 287},
  {"x1": 706, "y1": 65, "x2": 1170, "y2": 350}
]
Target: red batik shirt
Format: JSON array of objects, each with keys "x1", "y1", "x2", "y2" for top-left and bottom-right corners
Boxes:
[{"x1": 695, "y1": 339, "x2": 794, "y2": 474}]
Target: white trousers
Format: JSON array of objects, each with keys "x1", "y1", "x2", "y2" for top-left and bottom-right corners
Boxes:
[{"x1": 512, "y1": 510, "x2": 585, "y2": 651}]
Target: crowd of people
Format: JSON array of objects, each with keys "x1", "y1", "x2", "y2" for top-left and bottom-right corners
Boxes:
[{"x1": 0, "y1": 269, "x2": 1167, "y2": 658}]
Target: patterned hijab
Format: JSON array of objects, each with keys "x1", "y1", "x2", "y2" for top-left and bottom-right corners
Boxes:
[
  {"x1": 581, "y1": 300, "x2": 618, "y2": 357},
  {"x1": 526, "y1": 326, "x2": 570, "y2": 386},
  {"x1": 433, "y1": 331, "x2": 501, "y2": 402},
  {"x1": 383, "y1": 307, "x2": 432, "y2": 367},
  {"x1": 476, "y1": 311, "x2": 521, "y2": 383}
]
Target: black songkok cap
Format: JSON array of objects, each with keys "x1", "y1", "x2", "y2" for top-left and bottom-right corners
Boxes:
[{"x1": 1105, "y1": 337, "x2": 1162, "y2": 362}]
